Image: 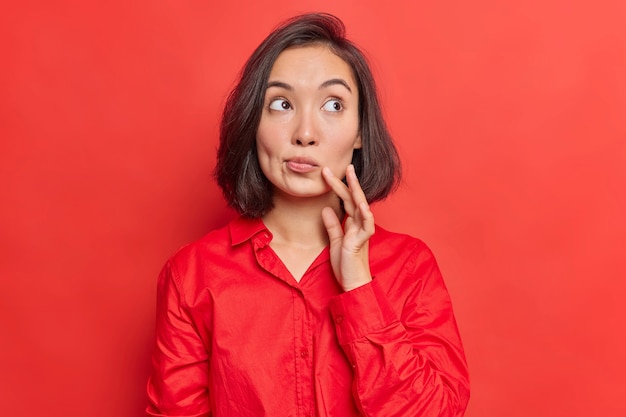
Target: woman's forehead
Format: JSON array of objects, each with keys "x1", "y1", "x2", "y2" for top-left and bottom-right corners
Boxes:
[{"x1": 268, "y1": 45, "x2": 357, "y2": 89}]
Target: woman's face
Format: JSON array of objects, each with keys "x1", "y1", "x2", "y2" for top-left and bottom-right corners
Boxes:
[{"x1": 256, "y1": 44, "x2": 361, "y2": 201}]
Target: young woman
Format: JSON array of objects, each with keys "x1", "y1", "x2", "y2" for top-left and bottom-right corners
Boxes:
[{"x1": 147, "y1": 13, "x2": 470, "y2": 417}]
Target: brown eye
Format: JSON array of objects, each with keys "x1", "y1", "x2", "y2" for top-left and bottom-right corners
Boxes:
[
  {"x1": 269, "y1": 98, "x2": 291, "y2": 111},
  {"x1": 322, "y1": 99, "x2": 343, "y2": 112}
]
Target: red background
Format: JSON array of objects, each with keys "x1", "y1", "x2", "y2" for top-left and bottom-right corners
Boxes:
[{"x1": 1, "y1": 1, "x2": 625, "y2": 416}]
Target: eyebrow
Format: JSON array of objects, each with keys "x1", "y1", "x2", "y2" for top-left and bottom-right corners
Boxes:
[
  {"x1": 320, "y1": 78, "x2": 352, "y2": 93},
  {"x1": 265, "y1": 78, "x2": 352, "y2": 93},
  {"x1": 266, "y1": 81, "x2": 293, "y2": 91}
]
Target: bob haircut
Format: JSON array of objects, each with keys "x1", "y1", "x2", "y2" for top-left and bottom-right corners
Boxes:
[{"x1": 214, "y1": 13, "x2": 401, "y2": 218}]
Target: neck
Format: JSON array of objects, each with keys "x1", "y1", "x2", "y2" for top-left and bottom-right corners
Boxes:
[{"x1": 262, "y1": 191, "x2": 342, "y2": 248}]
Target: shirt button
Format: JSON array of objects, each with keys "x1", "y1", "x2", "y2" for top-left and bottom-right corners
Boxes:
[
  {"x1": 335, "y1": 315, "x2": 344, "y2": 324},
  {"x1": 300, "y1": 349, "x2": 308, "y2": 358}
]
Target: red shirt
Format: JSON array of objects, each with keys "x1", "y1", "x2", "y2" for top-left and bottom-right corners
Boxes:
[{"x1": 146, "y1": 216, "x2": 469, "y2": 417}]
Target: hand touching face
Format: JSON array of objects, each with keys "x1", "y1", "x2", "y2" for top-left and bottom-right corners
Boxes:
[{"x1": 321, "y1": 164, "x2": 374, "y2": 291}]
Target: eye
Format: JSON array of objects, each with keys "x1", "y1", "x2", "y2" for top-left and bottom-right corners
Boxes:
[
  {"x1": 269, "y1": 98, "x2": 291, "y2": 111},
  {"x1": 322, "y1": 98, "x2": 343, "y2": 112}
]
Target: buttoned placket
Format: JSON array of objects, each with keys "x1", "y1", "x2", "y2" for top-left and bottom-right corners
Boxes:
[
  {"x1": 252, "y1": 231, "x2": 316, "y2": 417},
  {"x1": 293, "y1": 287, "x2": 314, "y2": 417}
]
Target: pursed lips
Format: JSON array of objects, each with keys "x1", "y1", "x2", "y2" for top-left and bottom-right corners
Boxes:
[{"x1": 285, "y1": 157, "x2": 319, "y2": 173}]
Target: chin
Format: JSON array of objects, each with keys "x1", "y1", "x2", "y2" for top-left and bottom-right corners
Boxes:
[{"x1": 279, "y1": 185, "x2": 333, "y2": 200}]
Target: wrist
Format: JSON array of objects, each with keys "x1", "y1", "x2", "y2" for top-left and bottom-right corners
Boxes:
[{"x1": 341, "y1": 275, "x2": 372, "y2": 292}]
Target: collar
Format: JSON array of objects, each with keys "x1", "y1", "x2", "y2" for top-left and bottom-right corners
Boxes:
[{"x1": 228, "y1": 215, "x2": 271, "y2": 246}]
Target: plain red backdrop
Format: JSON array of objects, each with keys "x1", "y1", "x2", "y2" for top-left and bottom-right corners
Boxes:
[{"x1": 1, "y1": 1, "x2": 625, "y2": 416}]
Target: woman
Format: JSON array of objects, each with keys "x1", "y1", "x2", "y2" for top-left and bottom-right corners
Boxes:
[{"x1": 147, "y1": 13, "x2": 470, "y2": 417}]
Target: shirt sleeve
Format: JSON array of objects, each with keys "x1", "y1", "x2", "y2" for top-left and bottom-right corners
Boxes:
[
  {"x1": 146, "y1": 261, "x2": 212, "y2": 417},
  {"x1": 328, "y1": 241, "x2": 470, "y2": 417}
]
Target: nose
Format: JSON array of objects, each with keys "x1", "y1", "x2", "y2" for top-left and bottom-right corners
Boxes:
[{"x1": 292, "y1": 108, "x2": 318, "y2": 146}]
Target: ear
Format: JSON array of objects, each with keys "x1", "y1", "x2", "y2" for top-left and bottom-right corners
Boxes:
[{"x1": 353, "y1": 133, "x2": 362, "y2": 149}]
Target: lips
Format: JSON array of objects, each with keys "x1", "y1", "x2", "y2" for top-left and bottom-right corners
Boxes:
[{"x1": 285, "y1": 157, "x2": 319, "y2": 173}]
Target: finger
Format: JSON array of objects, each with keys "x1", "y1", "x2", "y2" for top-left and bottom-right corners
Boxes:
[
  {"x1": 358, "y1": 201, "x2": 375, "y2": 236},
  {"x1": 321, "y1": 206, "x2": 344, "y2": 244},
  {"x1": 345, "y1": 164, "x2": 368, "y2": 209},
  {"x1": 344, "y1": 164, "x2": 370, "y2": 224},
  {"x1": 322, "y1": 167, "x2": 356, "y2": 215}
]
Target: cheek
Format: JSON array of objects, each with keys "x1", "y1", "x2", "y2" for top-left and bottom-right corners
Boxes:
[
  {"x1": 256, "y1": 118, "x2": 286, "y2": 151},
  {"x1": 331, "y1": 127, "x2": 361, "y2": 153},
  {"x1": 255, "y1": 140, "x2": 271, "y2": 171},
  {"x1": 255, "y1": 123, "x2": 268, "y2": 149},
  {"x1": 254, "y1": 131, "x2": 278, "y2": 179},
  {"x1": 255, "y1": 124, "x2": 275, "y2": 156},
  {"x1": 342, "y1": 114, "x2": 361, "y2": 148}
]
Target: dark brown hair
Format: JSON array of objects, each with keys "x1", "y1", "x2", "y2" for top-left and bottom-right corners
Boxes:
[{"x1": 214, "y1": 13, "x2": 401, "y2": 218}]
